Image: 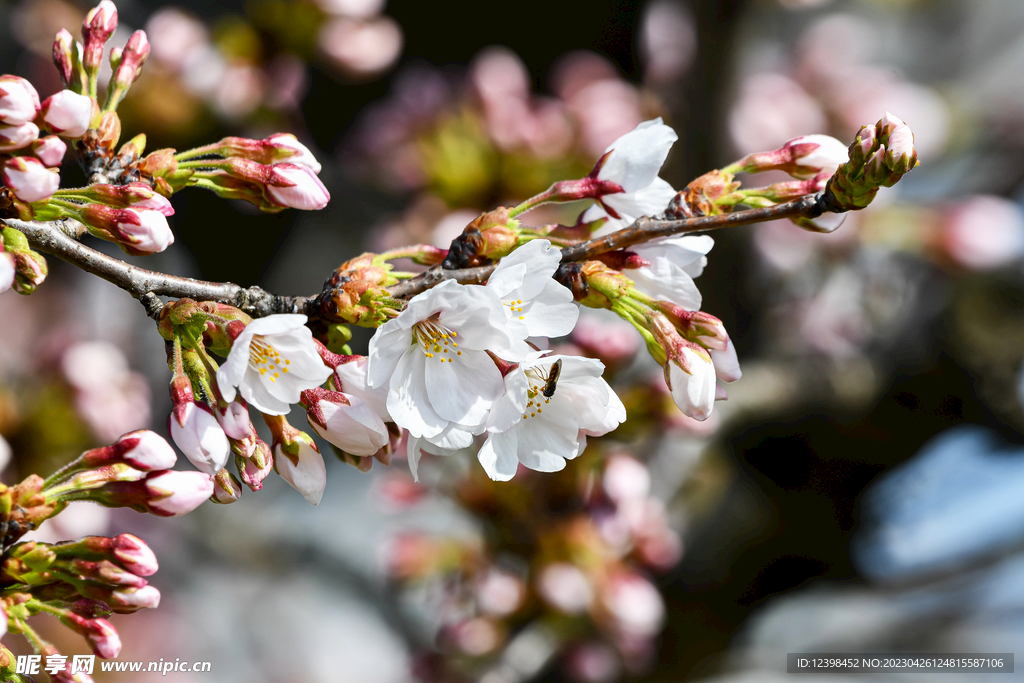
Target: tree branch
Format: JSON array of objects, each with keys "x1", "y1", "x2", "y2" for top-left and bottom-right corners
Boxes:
[
  {"x1": 4, "y1": 193, "x2": 829, "y2": 319},
  {"x1": 3, "y1": 218, "x2": 313, "y2": 319},
  {"x1": 386, "y1": 193, "x2": 826, "y2": 299}
]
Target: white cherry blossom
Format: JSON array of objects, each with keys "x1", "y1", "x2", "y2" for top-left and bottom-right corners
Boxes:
[
  {"x1": 274, "y1": 436, "x2": 327, "y2": 506},
  {"x1": 478, "y1": 353, "x2": 625, "y2": 481},
  {"x1": 368, "y1": 279, "x2": 520, "y2": 445},
  {"x1": 485, "y1": 238, "x2": 579, "y2": 339},
  {"x1": 217, "y1": 314, "x2": 332, "y2": 415},
  {"x1": 582, "y1": 118, "x2": 678, "y2": 232}
]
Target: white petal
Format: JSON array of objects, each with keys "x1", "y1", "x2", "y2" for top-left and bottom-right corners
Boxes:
[
  {"x1": 630, "y1": 258, "x2": 702, "y2": 311},
  {"x1": 367, "y1": 321, "x2": 413, "y2": 388},
  {"x1": 488, "y1": 239, "x2": 561, "y2": 302},
  {"x1": 711, "y1": 340, "x2": 742, "y2": 383},
  {"x1": 387, "y1": 349, "x2": 447, "y2": 439},
  {"x1": 239, "y1": 366, "x2": 292, "y2": 415},
  {"x1": 598, "y1": 118, "x2": 678, "y2": 193},
  {"x1": 424, "y1": 348, "x2": 503, "y2": 425},
  {"x1": 486, "y1": 365, "x2": 529, "y2": 433},
  {"x1": 519, "y1": 281, "x2": 579, "y2": 338},
  {"x1": 601, "y1": 177, "x2": 677, "y2": 223},
  {"x1": 478, "y1": 430, "x2": 521, "y2": 481}
]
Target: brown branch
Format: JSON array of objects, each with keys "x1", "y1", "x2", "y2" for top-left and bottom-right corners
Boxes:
[
  {"x1": 387, "y1": 193, "x2": 826, "y2": 299},
  {"x1": 3, "y1": 218, "x2": 313, "y2": 319},
  {"x1": 4, "y1": 193, "x2": 829, "y2": 319}
]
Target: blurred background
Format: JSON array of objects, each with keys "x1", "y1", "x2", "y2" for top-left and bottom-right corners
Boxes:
[{"x1": 2, "y1": 0, "x2": 1024, "y2": 680}]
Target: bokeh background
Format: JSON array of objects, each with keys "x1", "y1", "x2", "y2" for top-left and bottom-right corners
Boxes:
[{"x1": 2, "y1": 0, "x2": 1024, "y2": 681}]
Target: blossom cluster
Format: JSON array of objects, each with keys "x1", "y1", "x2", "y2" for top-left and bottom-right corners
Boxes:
[{"x1": 0, "y1": 0, "x2": 329, "y2": 295}]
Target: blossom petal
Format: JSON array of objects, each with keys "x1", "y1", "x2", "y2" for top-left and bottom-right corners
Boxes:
[
  {"x1": 239, "y1": 366, "x2": 292, "y2": 415},
  {"x1": 598, "y1": 118, "x2": 678, "y2": 193},
  {"x1": 368, "y1": 321, "x2": 414, "y2": 388},
  {"x1": 424, "y1": 348, "x2": 503, "y2": 425},
  {"x1": 387, "y1": 349, "x2": 447, "y2": 439},
  {"x1": 519, "y1": 281, "x2": 579, "y2": 338},
  {"x1": 478, "y1": 430, "x2": 520, "y2": 481}
]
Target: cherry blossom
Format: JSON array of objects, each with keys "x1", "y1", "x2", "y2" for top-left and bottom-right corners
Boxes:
[{"x1": 216, "y1": 314, "x2": 332, "y2": 415}]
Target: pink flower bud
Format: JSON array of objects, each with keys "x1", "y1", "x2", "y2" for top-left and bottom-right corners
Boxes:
[
  {"x1": 0, "y1": 252, "x2": 15, "y2": 293},
  {"x1": 40, "y1": 90, "x2": 93, "y2": 138},
  {"x1": 711, "y1": 339, "x2": 742, "y2": 384},
  {"x1": 144, "y1": 470, "x2": 214, "y2": 516},
  {"x1": 82, "y1": 205, "x2": 175, "y2": 255},
  {"x1": 885, "y1": 123, "x2": 916, "y2": 172},
  {"x1": 32, "y1": 135, "x2": 68, "y2": 166},
  {"x1": 82, "y1": 1, "x2": 118, "y2": 71},
  {"x1": 785, "y1": 134, "x2": 849, "y2": 179},
  {"x1": 168, "y1": 402, "x2": 230, "y2": 475},
  {"x1": 2, "y1": 156, "x2": 58, "y2": 202},
  {"x1": 876, "y1": 111, "x2": 905, "y2": 140},
  {"x1": 85, "y1": 618, "x2": 121, "y2": 659},
  {"x1": 110, "y1": 585, "x2": 161, "y2": 611},
  {"x1": 111, "y1": 30, "x2": 150, "y2": 90},
  {"x1": 237, "y1": 444, "x2": 274, "y2": 491},
  {"x1": 53, "y1": 29, "x2": 76, "y2": 87},
  {"x1": 0, "y1": 75, "x2": 40, "y2": 125},
  {"x1": 0, "y1": 121, "x2": 39, "y2": 151},
  {"x1": 211, "y1": 468, "x2": 242, "y2": 504},
  {"x1": 265, "y1": 163, "x2": 330, "y2": 210},
  {"x1": 111, "y1": 533, "x2": 159, "y2": 576},
  {"x1": 265, "y1": 133, "x2": 322, "y2": 173},
  {"x1": 82, "y1": 429, "x2": 178, "y2": 471},
  {"x1": 88, "y1": 183, "x2": 175, "y2": 215},
  {"x1": 215, "y1": 401, "x2": 251, "y2": 440},
  {"x1": 274, "y1": 435, "x2": 327, "y2": 506}
]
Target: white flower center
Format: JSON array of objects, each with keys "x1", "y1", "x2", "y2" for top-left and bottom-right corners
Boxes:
[
  {"x1": 522, "y1": 364, "x2": 556, "y2": 420},
  {"x1": 249, "y1": 335, "x2": 292, "y2": 382},
  {"x1": 504, "y1": 298, "x2": 525, "y2": 321},
  {"x1": 413, "y1": 318, "x2": 462, "y2": 364}
]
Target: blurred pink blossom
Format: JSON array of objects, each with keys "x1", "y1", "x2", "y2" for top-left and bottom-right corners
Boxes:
[
  {"x1": 940, "y1": 195, "x2": 1024, "y2": 270},
  {"x1": 319, "y1": 17, "x2": 403, "y2": 77},
  {"x1": 61, "y1": 340, "x2": 151, "y2": 443},
  {"x1": 729, "y1": 73, "x2": 826, "y2": 155}
]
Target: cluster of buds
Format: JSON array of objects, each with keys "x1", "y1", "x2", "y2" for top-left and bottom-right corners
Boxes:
[
  {"x1": 827, "y1": 112, "x2": 920, "y2": 211},
  {"x1": 166, "y1": 134, "x2": 330, "y2": 212},
  {"x1": 0, "y1": 73, "x2": 91, "y2": 211},
  {"x1": 442, "y1": 207, "x2": 525, "y2": 268},
  {"x1": 0, "y1": 532, "x2": 160, "y2": 676},
  {"x1": 35, "y1": 430, "x2": 211, "y2": 518},
  {"x1": 311, "y1": 253, "x2": 412, "y2": 328}
]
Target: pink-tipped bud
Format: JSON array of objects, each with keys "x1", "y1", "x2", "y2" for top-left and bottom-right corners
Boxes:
[
  {"x1": 649, "y1": 312, "x2": 717, "y2": 421},
  {"x1": 82, "y1": 1, "x2": 118, "y2": 72},
  {"x1": 143, "y1": 470, "x2": 213, "y2": 516},
  {"x1": 265, "y1": 163, "x2": 330, "y2": 210},
  {"x1": 88, "y1": 182, "x2": 174, "y2": 215},
  {"x1": 0, "y1": 75, "x2": 41, "y2": 125},
  {"x1": 211, "y1": 468, "x2": 242, "y2": 504},
  {"x1": 81, "y1": 205, "x2": 175, "y2": 255},
  {"x1": 32, "y1": 135, "x2": 68, "y2": 167},
  {"x1": 85, "y1": 618, "x2": 121, "y2": 659},
  {"x1": 53, "y1": 29, "x2": 75, "y2": 87},
  {"x1": 742, "y1": 134, "x2": 848, "y2": 180},
  {"x1": 265, "y1": 133, "x2": 322, "y2": 173},
  {"x1": 82, "y1": 429, "x2": 178, "y2": 471},
  {"x1": 885, "y1": 123, "x2": 917, "y2": 174},
  {"x1": 215, "y1": 401, "x2": 251, "y2": 441},
  {"x1": 109, "y1": 585, "x2": 161, "y2": 612},
  {"x1": 2, "y1": 156, "x2": 58, "y2": 203},
  {"x1": 237, "y1": 442, "x2": 273, "y2": 491},
  {"x1": 39, "y1": 90, "x2": 93, "y2": 138},
  {"x1": 168, "y1": 402, "x2": 230, "y2": 476},
  {"x1": 0, "y1": 121, "x2": 39, "y2": 151},
  {"x1": 111, "y1": 30, "x2": 150, "y2": 91},
  {"x1": 111, "y1": 533, "x2": 159, "y2": 576},
  {"x1": 876, "y1": 111, "x2": 905, "y2": 141}
]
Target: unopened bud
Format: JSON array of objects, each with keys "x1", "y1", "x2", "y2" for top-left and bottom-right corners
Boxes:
[
  {"x1": 39, "y1": 90, "x2": 93, "y2": 139},
  {"x1": 32, "y1": 136, "x2": 68, "y2": 167},
  {"x1": 80, "y1": 204, "x2": 175, "y2": 255},
  {"x1": 0, "y1": 76, "x2": 41, "y2": 126},
  {"x1": 0, "y1": 121, "x2": 39, "y2": 152},
  {"x1": 80, "y1": 430, "x2": 178, "y2": 472},
  {"x1": 2, "y1": 157, "x2": 59, "y2": 203},
  {"x1": 267, "y1": 415, "x2": 327, "y2": 506},
  {"x1": 82, "y1": 1, "x2": 118, "y2": 74},
  {"x1": 53, "y1": 29, "x2": 75, "y2": 87},
  {"x1": 211, "y1": 469, "x2": 242, "y2": 504}
]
